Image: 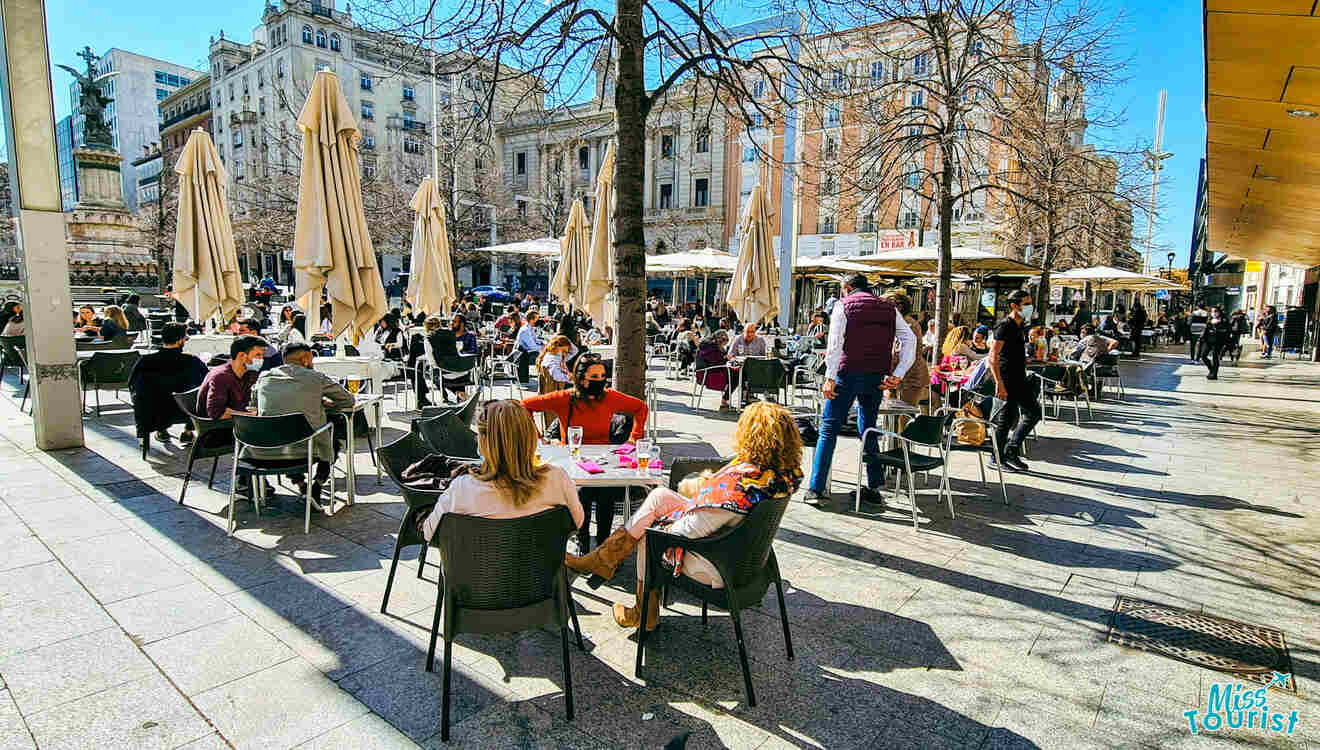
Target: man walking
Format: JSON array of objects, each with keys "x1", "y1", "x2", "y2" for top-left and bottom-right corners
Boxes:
[
  {"x1": 1260, "y1": 306, "x2": 1279, "y2": 358},
  {"x1": 987, "y1": 290, "x2": 1039, "y2": 472},
  {"x1": 1129, "y1": 302, "x2": 1148, "y2": 358},
  {"x1": 803, "y1": 274, "x2": 916, "y2": 507}
]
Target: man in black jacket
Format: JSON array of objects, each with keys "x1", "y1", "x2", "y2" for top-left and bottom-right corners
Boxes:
[
  {"x1": 129, "y1": 323, "x2": 208, "y2": 443},
  {"x1": 1199, "y1": 307, "x2": 1232, "y2": 380}
]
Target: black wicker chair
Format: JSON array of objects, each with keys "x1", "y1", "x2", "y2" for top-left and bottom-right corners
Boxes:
[
  {"x1": 739, "y1": 357, "x2": 787, "y2": 404},
  {"x1": 666, "y1": 457, "x2": 731, "y2": 491},
  {"x1": 228, "y1": 413, "x2": 331, "y2": 535},
  {"x1": 79, "y1": 350, "x2": 140, "y2": 418},
  {"x1": 634, "y1": 495, "x2": 793, "y2": 708},
  {"x1": 415, "y1": 411, "x2": 479, "y2": 459},
  {"x1": 172, "y1": 388, "x2": 238, "y2": 506},
  {"x1": 377, "y1": 433, "x2": 443, "y2": 614},
  {"x1": 425, "y1": 507, "x2": 583, "y2": 741}
]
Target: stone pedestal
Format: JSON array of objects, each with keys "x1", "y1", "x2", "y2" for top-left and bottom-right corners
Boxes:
[{"x1": 66, "y1": 148, "x2": 158, "y2": 286}]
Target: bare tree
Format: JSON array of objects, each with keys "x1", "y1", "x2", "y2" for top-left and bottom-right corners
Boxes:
[
  {"x1": 812, "y1": 0, "x2": 1125, "y2": 347},
  {"x1": 138, "y1": 151, "x2": 179, "y2": 292},
  {"x1": 358, "y1": 0, "x2": 813, "y2": 397}
]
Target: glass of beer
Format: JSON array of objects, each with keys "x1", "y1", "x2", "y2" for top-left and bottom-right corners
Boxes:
[
  {"x1": 636, "y1": 439, "x2": 653, "y2": 475},
  {"x1": 568, "y1": 426, "x2": 583, "y2": 459}
]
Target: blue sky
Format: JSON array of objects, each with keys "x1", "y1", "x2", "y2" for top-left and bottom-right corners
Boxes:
[{"x1": 36, "y1": 0, "x2": 1205, "y2": 265}]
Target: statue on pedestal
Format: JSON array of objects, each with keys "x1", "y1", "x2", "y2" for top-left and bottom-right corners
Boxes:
[{"x1": 57, "y1": 46, "x2": 117, "y2": 151}]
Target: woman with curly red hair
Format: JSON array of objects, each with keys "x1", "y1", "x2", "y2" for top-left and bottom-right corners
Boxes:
[{"x1": 565, "y1": 401, "x2": 803, "y2": 629}]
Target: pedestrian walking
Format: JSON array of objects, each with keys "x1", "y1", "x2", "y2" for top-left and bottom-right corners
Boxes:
[
  {"x1": 1259, "y1": 306, "x2": 1279, "y2": 358},
  {"x1": 1200, "y1": 306, "x2": 1232, "y2": 380},
  {"x1": 986, "y1": 290, "x2": 1039, "y2": 473},
  {"x1": 1189, "y1": 304, "x2": 1209, "y2": 361},
  {"x1": 803, "y1": 273, "x2": 917, "y2": 507},
  {"x1": 1228, "y1": 309, "x2": 1248, "y2": 363},
  {"x1": 1129, "y1": 302, "x2": 1148, "y2": 358}
]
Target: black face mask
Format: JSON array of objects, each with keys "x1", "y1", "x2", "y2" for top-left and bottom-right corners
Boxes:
[{"x1": 583, "y1": 380, "x2": 607, "y2": 397}]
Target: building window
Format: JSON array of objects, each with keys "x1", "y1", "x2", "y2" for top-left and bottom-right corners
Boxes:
[
  {"x1": 906, "y1": 171, "x2": 920, "y2": 188},
  {"x1": 823, "y1": 136, "x2": 838, "y2": 161},
  {"x1": 822, "y1": 173, "x2": 838, "y2": 196},
  {"x1": 362, "y1": 161, "x2": 376, "y2": 180},
  {"x1": 258, "y1": 97, "x2": 265, "y2": 115},
  {"x1": 818, "y1": 215, "x2": 836, "y2": 234},
  {"x1": 748, "y1": 112, "x2": 764, "y2": 129},
  {"x1": 258, "y1": 69, "x2": 265, "y2": 88},
  {"x1": 329, "y1": 33, "x2": 340, "y2": 52},
  {"x1": 742, "y1": 145, "x2": 756, "y2": 163},
  {"x1": 578, "y1": 146, "x2": 589, "y2": 171},
  {"x1": 695, "y1": 128, "x2": 709, "y2": 153},
  {"x1": 316, "y1": 30, "x2": 327, "y2": 48},
  {"x1": 515, "y1": 151, "x2": 526, "y2": 176},
  {"x1": 910, "y1": 90, "x2": 924, "y2": 107},
  {"x1": 404, "y1": 138, "x2": 422, "y2": 154},
  {"x1": 861, "y1": 214, "x2": 877, "y2": 232},
  {"x1": 302, "y1": 25, "x2": 313, "y2": 44},
  {"x1": 360, "y1": 101, "x2": 373, "y2": 119},
  {"x1": 913, "y1": 53, "x2": 928, "y2": 76},
  {"x1": 902, "y1": 210, "x2": 918, "y2": 228},
  {"x1": 402, "y1": 85, "x2": 414, "y2": 101},
  {"x1": 870, "y1": 60, "x2": 885, "y2": 85},
  {"x1": 233, "y1": 130, "x2": 242, "y2": 147},
  {"x1": 826, "y1": 103, "x2": 841, "y2": 126},
  {"x1": 753, "y1": 79, "x2": 766, "y2": 99},
  {"x1": 659, "y1": 183, "x2": 673, "y2": 209},
  {"x1": 661, "y1": 134, "x2": 674, "y2": 158},
  {"x1": 277, "y1": 59, "x2": 285, "y2": 78},
  {"x1": 156, "y1": 88, "x2": 169, "y2": 100},
  {"x1": 517, "y1": 200, "x2": 527, "y2": 219},
  {"x1": 694, "y1": 178, "x2": 708, "y2": 207},
  {"x1": 228, "y1": 83, "x2": 234, "y2": 101},
  {"x1": 360, "y1": 73, "x2": 372, "y2": 90},
  {"x1": 908, "y1": 125, "x2": 921, "y2": 137},
  {"x1": 362, "y1": 132, "x2": 375, "y2": 149}
]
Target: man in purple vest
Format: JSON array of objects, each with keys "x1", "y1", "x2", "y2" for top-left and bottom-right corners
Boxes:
[{"x1": 805, "y1": 274, "x2": 917, "y2": 506}]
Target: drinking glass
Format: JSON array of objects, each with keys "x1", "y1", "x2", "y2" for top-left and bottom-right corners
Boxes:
[
  {"x1": 636, "y1": 439, "x2": 653, "y2": 475},
  {"x1": 568, "y1": 426, "x2": 583, "y2": 459}
]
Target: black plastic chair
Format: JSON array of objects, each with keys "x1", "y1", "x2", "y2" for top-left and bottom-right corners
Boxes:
[
  {"x1": 634, "y1": 495, "x2": 793, "y2": 708},
  {"x1": 1094, "y1": 353, "x2": 1124, "y2": 401},
  {"x1": 740, "y1": 357, "x2": 787, "y2": 404},
  {"x1": 935, "y1": 406, "x2": 1008, "y2": 506},
  {"x1": 1038, "y1": 364, "x2": 1091, "y2": 425},
  {"x1": 228, "y1": 413, "x2": 332, "y2": 534},
  {"x1": 0, "y1": 335, "x2": 25, "y2": 384},
  {"x1": 79, "y1": 350, "x2": 140, "y2": 418},
  {"x1": 667, "y1": 457, "x2": 731, "y2": 491},
  {"x1": 858, "y1": 414, "x2": 957, "y2": 529},
  {"x1": 377, "y1": 433, "x2": 444, "y2": 614},
  {"x1": 426, "y1": 507, "x2": 583, "y2": 742},
  {"x1": 173, "y1": 388, "x2": 235, "y2": 506},
  {"x1": 415, "y1": 411, "x2": 479, "y2": 459}
]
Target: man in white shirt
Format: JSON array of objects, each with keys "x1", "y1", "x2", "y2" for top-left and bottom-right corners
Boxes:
[
  {"x1": 726, "y1": 323, "x2": 768, "y2": 358},
  {"x1": 805, "y1": 274, "x2": 916, "y2": 507},
  {"x1": 514, "y1": 310, "x2": 543, "y2": 383}
]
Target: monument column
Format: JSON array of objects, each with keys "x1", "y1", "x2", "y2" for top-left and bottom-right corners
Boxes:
[{"x1": 0, "y1": 0, "x2": 83, "y2": 449}]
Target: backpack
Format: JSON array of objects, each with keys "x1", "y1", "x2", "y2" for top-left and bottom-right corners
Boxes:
[{"x1": 954, "y1": 401, "x2": 987, "y2": 446}]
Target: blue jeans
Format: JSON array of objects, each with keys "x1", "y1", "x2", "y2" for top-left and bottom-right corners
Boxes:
[{"x1": 808, "y1": 373, "x2": 887, "y2": 493}]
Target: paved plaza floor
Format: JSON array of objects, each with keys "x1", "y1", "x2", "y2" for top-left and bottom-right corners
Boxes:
[{"x1": 0, "y1": 343, "x2": 1316, "y2": 749}]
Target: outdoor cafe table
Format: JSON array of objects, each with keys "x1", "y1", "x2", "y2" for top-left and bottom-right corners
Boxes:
[
  {"x1": 183, "y1": 334, "x2": 237, "y2": 357},
  {"x1": 537, "y1": 443, "x2": 664, "y2": 518},
  {"x1": 314, "y1": 357, "x2": 402, "y2": 426},
  {"x1": 336, "y1": 393, "x2": 384, "y2": 508}
]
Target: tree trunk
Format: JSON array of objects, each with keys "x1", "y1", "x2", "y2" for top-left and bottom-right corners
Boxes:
[
  {"x1": 934, "y1": 145, "x2": 955, "y2": 356},
  {"x1": 1035, "y1": 208, "x2": 1057, "y2": 321},
  {"x1": 612, "y1": 0, "x2": 648, "y2": 399}
]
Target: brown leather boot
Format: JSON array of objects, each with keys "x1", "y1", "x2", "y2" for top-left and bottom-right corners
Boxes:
[
  {"x1": 613, "y1": 580, "x2": 659, "y2": 631},
  {"x1": 565, "y1": 528, "x2": 638, "y2": 589}
]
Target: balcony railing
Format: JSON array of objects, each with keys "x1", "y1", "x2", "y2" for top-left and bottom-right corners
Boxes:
[{"x1": 160, "y1": 104, "x2": 210, "y2": 130}]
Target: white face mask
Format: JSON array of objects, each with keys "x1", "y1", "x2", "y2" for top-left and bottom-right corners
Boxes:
[
  {"x1": 1019, "y1": 304, "x2": 1034, "y2": 320},
  {"x1": 248, "y1": 358, "x2": 264, "y2": 371}
]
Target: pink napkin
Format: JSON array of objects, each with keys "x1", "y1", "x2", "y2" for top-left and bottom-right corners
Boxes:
[
  {"x1": 612, "y1": 444, "x2": 636, "y2": 455},
  {"x1": 576, "y1": 460, "x2": 605, "y2": 474},
  {"x1": 617, "y1": 455, "x2": 638, "y2": 469}
]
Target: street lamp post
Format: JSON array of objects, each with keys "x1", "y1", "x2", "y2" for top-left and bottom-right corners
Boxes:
[{"x1": 1143, "y1": 90, "x2": 1174, "y2": 275}]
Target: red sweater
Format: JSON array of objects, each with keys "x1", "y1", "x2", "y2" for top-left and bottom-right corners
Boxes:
[{"x1": 522, "y1": 389, "x2": 648, "y2": 444}]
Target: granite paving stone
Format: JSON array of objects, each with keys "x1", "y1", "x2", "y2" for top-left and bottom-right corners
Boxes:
[
  {"x1": 22, "y1": 673, "x2": 213, "y2": 750},
  {"x1": 191, "y1": 659, "x2": 369, "y2": 749},
  {"x1": 143, "y1": 615, "x2": 296, "y2": 696},
  {"x1": 0, "y1": 627, "x2": 156, "y2": 714}
]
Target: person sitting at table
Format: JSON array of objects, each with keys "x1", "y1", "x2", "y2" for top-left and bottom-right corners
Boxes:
[
  {"x1": 198, "y1": 335, "x2": 267, "y2": 420},
  {"x1": 727, "y1": 323, "x2": 767, "y2": 358},
  {"x1": 566, "y1": 401, "x2": 803, "y2": 629},
  {"x1": 450, "y1": 313, "x2": 478, "y2": 355},
  {"x1": 807, "y1": 311, "x2": 829, "y2": 349},
  {"x1": 94, "y1": 305, "x2": 130, "y2": 341},
  {"x1": 316, "y1": 303, "x2": 334, "y2": 337},
  {"x1": 275, "y1": 306, "x2": 306, "y2": 346},
  {"x1": 129, "y1": 322, "x2": 208, "y2": 445},
  {"x1": 253, "y1": 341, "x2": 356, "y2": 499},
  {"x1": 671, "y1": 318, "x2": 700, "y2": 372},
  {"x1": 1, "y1": 301, "x2": 24, "y2": 336},
  {"x1": 372, "y1": 312, "x2": 405, "y2": 360},
  {"x1": 513, "y1": 310, "x2": 543, "y2": 384},
  {"x1": 537, "y1": 335, "x2": 574, "y2": 391},
  {"x1": 970, "y1": 326, "x2": 991, "y2": 358},
  {"x1": 1069, "y1": 323, "x2": 1118, "y2": 368},
  {"x1": 941, "y1": 325, "x2": 983, "y2": 364},
  {"x1": 74, "y1": 305, "x2": 101, "y2": 334},
  {"x1": 495, "y1": 304, "x2": 518, "y2": 333},
  {"x1": 418, "y1": 400, "x2": 585, "y2": 542},
  {"x1": 122, "y1": 295, "x2": 147, "y2": 332},
  {"x1": 521, "y1": 353, "x2": 649, "y2": 553},
  {"x1": 645, "y1": 312, "x2": 661, "y2": 337},
  {"x1": 165, "y1": 286, "x2": 190, "y2": 323},
  {"x1": 235, "y1": 318, "x2": 283, "y2": 372},
  {"x1": 694, "y1": 330, "x2": 737, "y2": 411}
]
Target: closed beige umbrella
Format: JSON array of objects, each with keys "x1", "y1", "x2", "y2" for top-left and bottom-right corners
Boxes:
[
  {"x1": 584, "y1": 143, "x2": 615, "y2": 329},
  {"x1": 550, "y1": 198, "x2": 590, "y2": 310},
  {"x1": 292, "y1": 70, "x2": 388, "y2": 342},
  {"x1": 727, "y1": 183, "x2": 779, "y2": 325},
  {"x1": 406, "y1": 176, "x2": 456, "y2": 315},
  {"x1": 173, "y1": 128, "x2": 243, "y2": 324}
]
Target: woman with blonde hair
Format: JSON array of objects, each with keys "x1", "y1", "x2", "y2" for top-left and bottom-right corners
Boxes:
[
  {"x1": 96, "y1": 305, "x2": 131, "y2": 340},
  {"x1": 421, "y1": 400, "x2": 584, "y2": 541},
  {"x1": 565, "y1": 401, "x2": 803, "y2": 629},
  {"x1": 536, "y1": 334, "x2": 574, "y2": 390}
]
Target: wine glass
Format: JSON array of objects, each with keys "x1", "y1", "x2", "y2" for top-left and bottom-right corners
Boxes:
[{"x1": 568, "y1": 426, "x2": 583, "y2": 459}]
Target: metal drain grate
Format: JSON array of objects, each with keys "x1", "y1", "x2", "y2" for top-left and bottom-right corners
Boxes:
[{"x1": 1107, "y1": 596, "x2": 1297, "y2": 694}]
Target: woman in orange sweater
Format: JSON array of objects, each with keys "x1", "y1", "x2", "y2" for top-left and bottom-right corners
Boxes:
[{"x1": 521, "y1": 353, "x2": 649, "y2": 552}]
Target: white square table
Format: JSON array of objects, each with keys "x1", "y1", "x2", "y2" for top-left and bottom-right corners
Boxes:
[{"x1": 538, "y1": 443, "x2": 665, "y2": 518}]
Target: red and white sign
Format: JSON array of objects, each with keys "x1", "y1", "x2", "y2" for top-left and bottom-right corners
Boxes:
[{"x1": 877, "y1": 230, "x2": 918, "y2": 251}]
